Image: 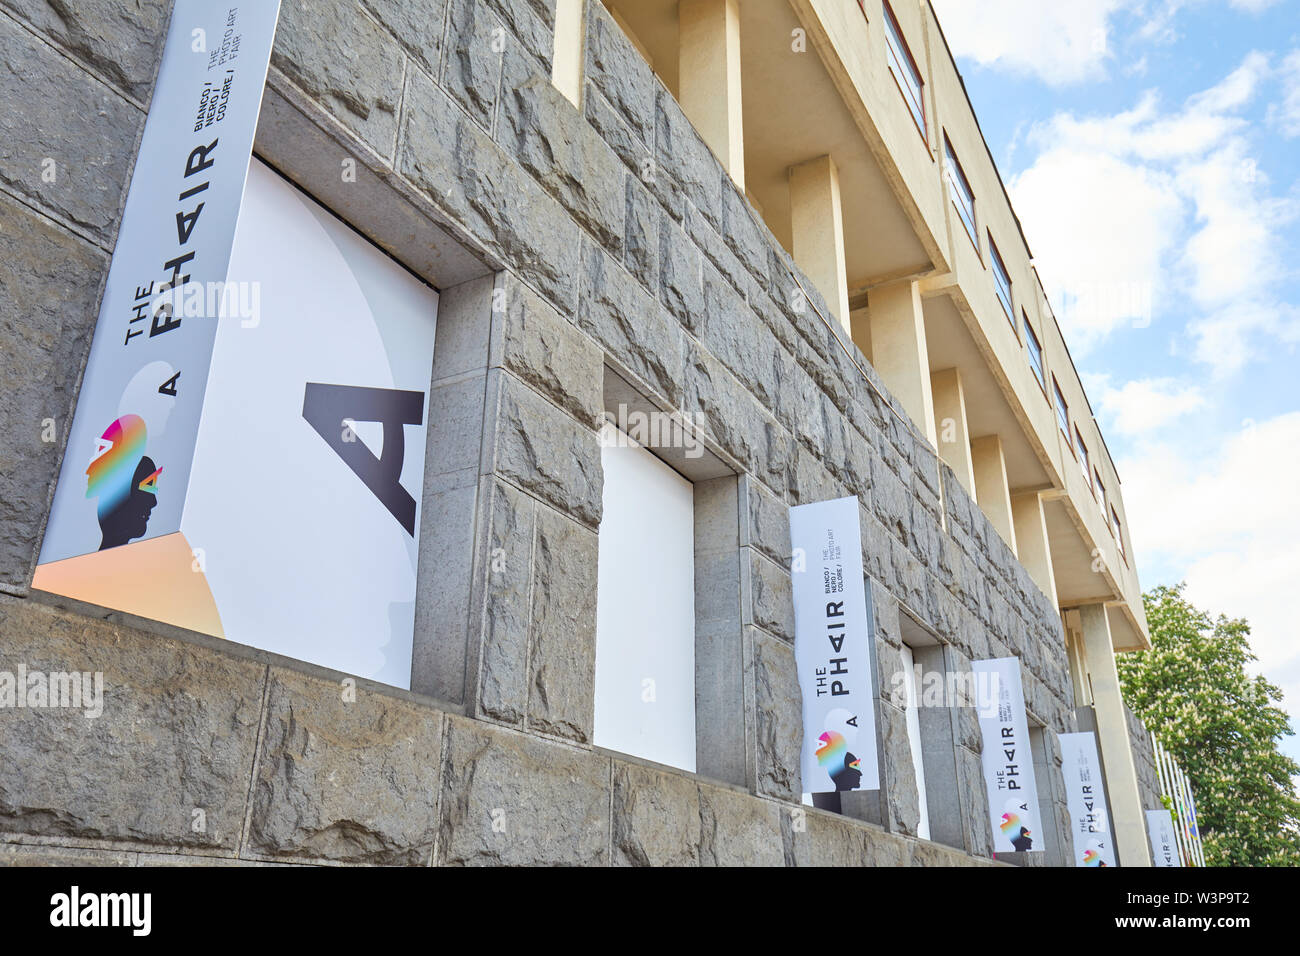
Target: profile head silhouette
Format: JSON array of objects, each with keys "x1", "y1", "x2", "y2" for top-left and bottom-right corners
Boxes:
[
  {"x1": 830, "y1": 751, "x2": 863, "y2": 792},
  {"x1": 1011, "y1": 826, "x2": 1034, "y2": 852},
  {"x1": 85, "y1": 414, "x2": 160, "y2": 551}
]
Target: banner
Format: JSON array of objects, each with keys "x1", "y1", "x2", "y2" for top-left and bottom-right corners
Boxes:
[
  {"x1": 971, "y1": 657, "x2": 1043, "y2": 852},
  {"x1": 1147, "y1": 809, "x2": 1181, "y2": 867},
  {"x1": 39, "y1": 0, "x2": 281, "y2": 565},
  {"x1": 789, "y1": 496, "x2": 880, "y2": 793},
  {"x1": 1059, "y1": 732, "x2": 1116, "y2": 866}
]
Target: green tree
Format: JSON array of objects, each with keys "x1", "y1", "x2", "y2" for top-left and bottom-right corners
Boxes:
[{"x1": 1118, "y1": 584, "x2": 1300, "y2": 866}]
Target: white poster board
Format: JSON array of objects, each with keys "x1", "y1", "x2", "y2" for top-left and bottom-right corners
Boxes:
[
  {"x1": 1060, "y1": 731, "x2": 1117, "y2": 866},
  {"x1": 1147, "y1": 809, "x2": 1181, "y2": 867},
  {"x1": 972, "y1": 657, "x2": 1043, "y2": 852},
  {"x1": 789, "y1": 496, "x2": 879, "y2": 793}
]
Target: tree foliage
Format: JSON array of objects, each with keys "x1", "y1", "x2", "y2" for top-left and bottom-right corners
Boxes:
[{"x1": 1118, "y1": 584, "x2": 1300, "y2": 866}]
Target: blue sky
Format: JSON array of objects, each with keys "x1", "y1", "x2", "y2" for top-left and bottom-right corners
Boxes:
[{"x1": 931, "y1": 0, "x2": 1300, "y2": 767}]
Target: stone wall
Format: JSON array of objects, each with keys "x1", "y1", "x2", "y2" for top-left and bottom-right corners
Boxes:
[
  {"x1": 1126, "y1": 705, "x2": 1165, "y2": 813},
  {"x1": 1, "y1": 0, "x2": 1077, "y2": 865}
]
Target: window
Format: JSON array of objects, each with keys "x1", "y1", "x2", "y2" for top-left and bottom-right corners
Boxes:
[
  {"x1": 1095, "y1": 471, "x2": 1107, "y2": 514},
  {"x1": 1025, "y1": 318, "x2": 1046, "y2": 391},
  {"x1": 989, "y1": 234, "x2": 1014, "y2": 325},
  {"x1": 883, "y1": 1, "x2": 926, "y2": 138},
  {"x1": 944, "y1": 136, "x2": 977, "y2": 249},
  {"x1": 1111, "y1": 507, "x2": 1125, "y2": 558},
  {"x1": 1053, "y1": 378, "x2": 1071, "y2": 444},
  {"x1": 1075, "y1": 428, "x2": 1091, "y2": 490},
  {"x1": 594, "y1": 422, "x2": 697, "y2": 771},
  {"x1": 900, "y1": 642, "x2": 932, "y2": 841},
  {"x1": 32, "y1": 160, "x2": 441, "y2": 690}
]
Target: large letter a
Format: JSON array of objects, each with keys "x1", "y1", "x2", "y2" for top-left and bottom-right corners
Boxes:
[{"x1": 302, "y1": 383, "x2": 424, "y2": 536}]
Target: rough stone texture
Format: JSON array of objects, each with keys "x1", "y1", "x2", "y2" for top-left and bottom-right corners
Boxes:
[
  {"x1": 0, "y1": 15, "x2": 141, "y2": 244},
  {"x1": 442, "y1": 0, "x2": 503, "y2": 131},
  {"x1": 438, "y1": 717, "x2": 609, "y2": 865},
  {"x1": 526, "y1": 504, "x2": 598, "y2": 742},
  {"x1": 362, "y1": 0, "x2": 448, "y2": 77},
  {"x1": 248, "y1": 668, "x2": 443, "y2": 865},
  {"x1": 0, "y1": 195, "x2": 107, "y2": 588},
  {"x1": 401, "y1": 70, "x2": 580, "y2": 312},
  {"x1": 746, "y1": 550, "x2": 795, "y2": 643},
  {"x1": 753, "y1": 632, "x2": 801, "y2": 802},
  {"x1": 475, "y1": 479, "x2": 536, "y2": 724},
  {"x1": 0, "y1": 597, "x2": 263, "y2": 850},
  {"x1": 611, "y1": 762, "x2": 700, "y2": 866},
  {"x1": 273, "y1": 0, "x2": 404, "y2": 157},
  {"x1": 699, "y1": 783, "x2": 785, "y2": 866},
  {"x1": 1127, "y1": 705, "x2": 1165, "y2": 811},
  {"x1": 490, "y1": 371, "x2": 603, "y2": 530},
  {"x1": 500, "y1": 74, "x2": 625, "y2": 256},
  {"x1": 879, "y1": 700, "x2": 923, "y2": 836},
  {"x1": 2, "y1": 0, "x2": 172, "y2": 103},
  {"x1": 498, "y1": 273, "x2": 603, "y2": 427}
]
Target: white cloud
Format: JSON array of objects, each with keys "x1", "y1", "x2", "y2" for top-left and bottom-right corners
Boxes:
[
  {"x1": 1008, "y1": 53, "x2": 1297, "y2": 372},
  {"x1": 1122, "y1": 413, "x2": 1300, "y2": 734},
  {"x1": 1098, "y1": 378, "x2": 1207, "y2": 436},
  {"x1": 930, "y1": 0, "x2": 1123, "y2": 86},
  {"x1": 1270, "y1": 49, "x2": 1300, "y2": 137}
]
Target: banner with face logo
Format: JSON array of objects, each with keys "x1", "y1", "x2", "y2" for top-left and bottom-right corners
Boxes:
[
  {"x1": 1059, "y1": 731, "x2": 1117, "y2": 867},
  {"x1": 972, "y1": 657, "x2": 1043, "y2": 852},
  {"x1": 789, "y1": 496, "x2": 880, "y2": 793},
  {"x1": 34, "y1": 2, "x2": 440, "y2": 690},
  {"x1": 1147, "y1": 809, "x2": 1181, "y2": 867}
]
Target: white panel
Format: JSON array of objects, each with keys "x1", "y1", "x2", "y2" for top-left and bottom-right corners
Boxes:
[
  {"x1": 594, "y1": 426, "x2": 697, "y2": 772},
  {"x1": 901, "y1": 644, "x2": 931, "y2": 841}
]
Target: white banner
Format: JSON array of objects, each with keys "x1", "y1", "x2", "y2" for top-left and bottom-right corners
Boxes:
[
  {"x1": 1059, "y1": 732, "x2": 1117, "y2": 867},
  {"x1": 39, "y1": 0, "x2": 281, "y2": 565},
  {"x1": 972, "y1": 657, "x2": 1043, "y2": 852},
  {"x1": 789, "y1": 496, "x2": 879, "y2": 793},
  {"x1": 1147, "y1": 809, "x2": 1181, "y2": 867}
]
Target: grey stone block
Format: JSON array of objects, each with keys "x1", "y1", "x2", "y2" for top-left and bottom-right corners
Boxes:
[
  {"x1": 742, "y1": 478, "x2": 790, "y2": 571},
  {"x1": 786, "y1": 809, "x2": 871, "y2": 866},
  {"x1": 957, "y1": 745, "x2": 994, "y2": 857},
  {"x1": 3, "y1": 0, "x2": 171, "y2": 102},
  {"x1": 273, "y1": 0, "x2": 404, "y2": 157},
  {"x1": 475, "y1": 480, "x2": 535, "y2": 724},
  {"x1": 578, "y1": 240, "x2": 687, "y2": 406},
  {"x1": 499, "y1": 273, "x2": 603, "y2": 427},
  {"x1": 624, "y1": 174, "x2": 658, "y2": 291},
  {"x1": 753, "y1": 631, "x2": 800, "y2": 802},
  {"x1": 362, "y1": 0, "x2": 448, "y2": 77},
  {"x1": 0, "y1": 16, "x2": 141, "y2": 244},
  {"x1": 437, "y1": 717, "x2": 610, "y2": 866},
  {"x1": 584, "y1": 0, "x2": 655, "y2": 148},
  {"x1": 0, "y1": 843, "x2": 135, "y2": 866},
  {"x1": 0, "y1": 597, "x2": 263, "y2": 850},
  {"x1": 699, "y1": 783, "x2": 785, "y2": 866},
  {"x1": 500, "y1": 74, "x2": 625, "y2": 255},
  {"x1": 527, "y1": 504, "x2": 598, "y2": 742},
  {"x1": 0, "y1": 195, "x2": 106, "y2": 587},
  {"x1": 879, "y1": 700, "x2": 922, "y2": 836},
  {"x1": 655, "y1": 88, "x2": 722, "y2": 230},
  {"x1": 401, "y1": 71, "x2": 580, "y2": 312},
  {"x1": 248, "y1": 668, "x2": 443, "y2": 865},
  {"x1": 745, "y1": 549, "x2": 793, "y2": 643},
  {"x1": 611, "y1": 762, "x2": 700, "y2": 866},
  {"x1": 658, "y1": 210, "x2": 704, "y2": 331},
  {"x1": 488, "y1": 370, "x2": 602, "y2": 530},
  {"x1": 480, "y1": 0, "x2": 553, "y2": 69}
]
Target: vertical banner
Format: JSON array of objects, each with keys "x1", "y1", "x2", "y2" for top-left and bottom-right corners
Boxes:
[
  {"x1": 1059, "y1": 732, "x2": 1116, "y2": 867},
  {"x1": 38, "y1": 1, "x2": 281, "y2": 566},
  {"x1": 789, "y1": 496, "x2": 880, "y2": 793},
  {"x1": 1147, "y1": 809, "x2": 1180, "y2": 867},
  {"x1": 972, "y1": 657, "x2": 1043, "y2": 852}
]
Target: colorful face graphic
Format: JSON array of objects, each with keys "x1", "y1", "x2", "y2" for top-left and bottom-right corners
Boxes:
[
  {"x1": 85, "y1": 415, "x2": 147, "y2": 514},
  {"x1": 816, "y1": 730, "x2": 847, "y2": 767},
  {"x1": 1000, "y1": 811, "x2": 1021, "y2": 834}
]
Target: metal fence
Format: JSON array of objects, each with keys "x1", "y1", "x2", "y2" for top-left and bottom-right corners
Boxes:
[{"x1": 1152, "y1": 738, "x2": 1207, "y2": 867}]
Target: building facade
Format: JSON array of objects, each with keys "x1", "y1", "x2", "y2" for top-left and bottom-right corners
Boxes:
[{"x1": 0, "y1": 0, "x2": 1163, "y2": 865}]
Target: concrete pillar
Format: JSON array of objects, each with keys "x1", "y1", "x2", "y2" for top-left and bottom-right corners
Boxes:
[
  {"x1": 551, "y1": 0, "x2": 585, "y2": 107},
  {"x1": 1079, "y1": 603, "x2": 1152, "y2": 867},
  {"x1": 867, "y1": 280, "x2": 937, "y2": 445},
  {"x1": 970, "y1": 435, "x2": 1018, "y2": 555},
  {"x1": 1011, "y1": 491, "x2": 1058, "y2": 606},
  {"x1": 929, "y1": 368, "x2": 976, "y2": 496},
  {"x1": 679, "y1": 0, "x2": 745, "y2": 189},
  {"x1": 789, "y1": 155, "x2": 850, "y2": 331}
]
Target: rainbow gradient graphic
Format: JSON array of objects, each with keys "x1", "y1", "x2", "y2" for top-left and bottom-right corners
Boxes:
[
  {"x1": 999, "y1": 811, "x2": 1021, "y2": 834},
  {"x1": 1083, "y1": 848, "x2": 1103, "y2": 867},
  {"x1": 85, "y1": 415, "x2": 147, "y2": 511},
  {"x1": 816, "y1": 730, "x2": 847, "y2": 767}
]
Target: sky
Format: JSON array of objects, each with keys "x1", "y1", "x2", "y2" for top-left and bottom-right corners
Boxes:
[{"x1": 929, "y1": 0, "x2": 1300, "y2": 768}]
